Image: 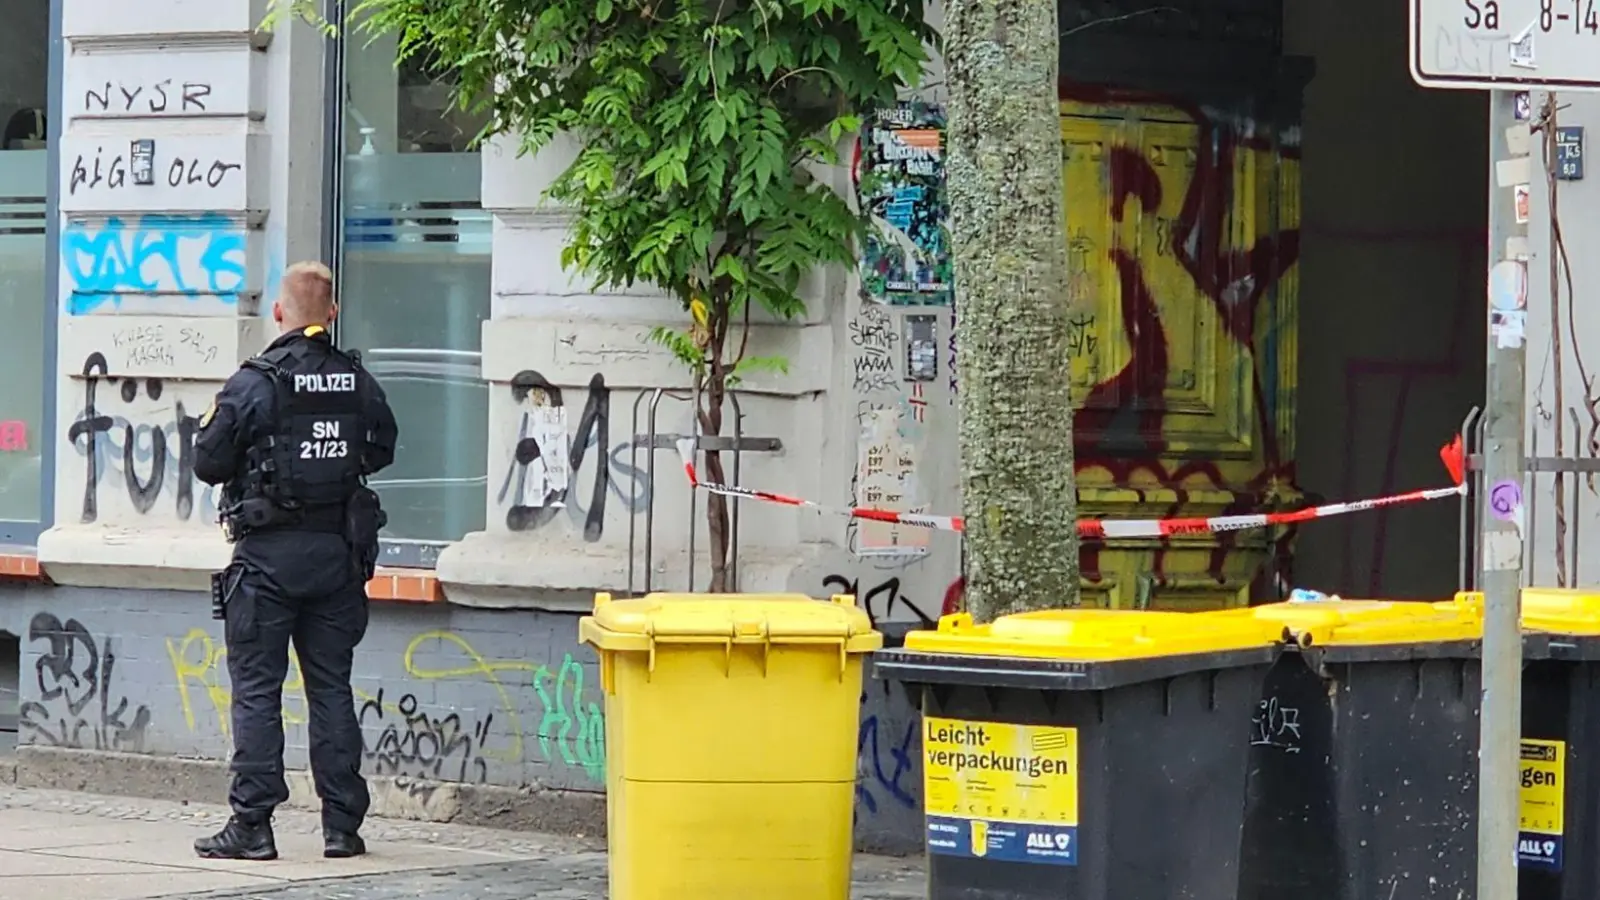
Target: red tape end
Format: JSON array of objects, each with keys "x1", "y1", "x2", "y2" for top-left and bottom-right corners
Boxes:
[{"x1": 1439, "y1": 434, "x2": 1466, "y2": 487}]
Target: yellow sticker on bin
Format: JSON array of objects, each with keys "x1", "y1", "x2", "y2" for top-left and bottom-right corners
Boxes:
[
  {"x1": 1207, "y1": 599, "x2": 1484, "y2": 646},
  {"x1": 579, "y1": 591, "x2": 882, "y2": 654},
  {"x1": 901, "y1": 609, "x2": 1281, "y2": 661},
  {"x1": 923, "y1": 717, "x2": 1079, "y2": 867},
  {"x1": 1518, "y1": 738, "x2": 1564, "y2": 870}
]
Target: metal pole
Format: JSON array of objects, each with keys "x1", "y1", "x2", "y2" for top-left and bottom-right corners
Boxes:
[{"x1": 1477, "y1": 88, "x2": 1529, "y2": 900}]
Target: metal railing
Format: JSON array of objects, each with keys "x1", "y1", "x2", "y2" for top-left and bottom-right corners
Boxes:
[{"x1": 1458, "y1": 404, "x2": 1600, "y2": 590}]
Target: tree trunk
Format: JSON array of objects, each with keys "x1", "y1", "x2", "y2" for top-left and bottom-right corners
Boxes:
[{"x1": 945, "y1": 0, "x2": 1080, "y2": 622}]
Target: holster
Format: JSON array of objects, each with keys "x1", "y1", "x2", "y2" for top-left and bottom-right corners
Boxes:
[
  {"x1": 210, "y1": 563, "x2": 245, "y2": 620},
  {"x1": 345, "y1": 486, "x2": 387, "y2": 582}
]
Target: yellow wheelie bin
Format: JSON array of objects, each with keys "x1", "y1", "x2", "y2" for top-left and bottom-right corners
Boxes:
[{"x1": 579, "y1": 591, "x2": 881, "y2": 900}]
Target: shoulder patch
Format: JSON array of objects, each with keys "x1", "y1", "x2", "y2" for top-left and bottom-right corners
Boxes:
[{"x1": 199, "y1": 398, "x2": 218, "y2": 428}]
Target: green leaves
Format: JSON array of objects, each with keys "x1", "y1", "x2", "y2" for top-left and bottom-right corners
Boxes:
[{"x1": 325, "y1": 0, "x2": 930, "y2": 375}]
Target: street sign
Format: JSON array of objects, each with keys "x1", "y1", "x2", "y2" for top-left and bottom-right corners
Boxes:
[
  {"x1": 1411, "y1": 0, "x2": 1600, "y2": 89},
  {"x1": 1557, "y1": 126, "x2": 1585, "y2": 178}
]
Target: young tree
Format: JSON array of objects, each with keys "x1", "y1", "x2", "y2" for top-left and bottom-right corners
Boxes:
[
  {"x1": 268, "y1": 0, "x2": 932, "y2": 591},
  {"x1": 944, "y1": 0, "x2": 1079, "y2": 620}
]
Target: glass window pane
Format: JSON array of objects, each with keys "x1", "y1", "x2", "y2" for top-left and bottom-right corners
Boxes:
[
  {"x1": 0, "y1": 1, "x2": 50, "y2": 524},
  {"x1": 338, "y1": 30, "x2": 490, "y2": 548}
]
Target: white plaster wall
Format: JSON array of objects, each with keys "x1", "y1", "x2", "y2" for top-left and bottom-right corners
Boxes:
[
  {"x1": 39, "y1": 3, "x2": 324, "y2": 590},
  {"x1": 439, "y1": 83, "x2": 963, "y2": 624},
  {"x1": 1522, "y1": 92, "x2": 1600, "y2": 589}
]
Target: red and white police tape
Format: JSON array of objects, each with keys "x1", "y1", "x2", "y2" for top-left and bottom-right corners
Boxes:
[{"x1": 675, "y1": 438, "x2": 1467, "y2": 538}]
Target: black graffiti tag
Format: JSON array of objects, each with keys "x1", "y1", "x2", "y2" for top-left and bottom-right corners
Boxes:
[
  {"x1": 18, "y1": 613, "x2": 151, "y2": 752},
  {"x1": 822, "y1": 574, "x2": 938, "y2": 628},
  {"x1": 67, "y1": 352, "x2": 198, "y2": 523},
  {"x1": 497, "y1": 371, "x2": 611, "y2": 539},
  {"x1": 358, "y1": 688, "x2": 491, "y2": 783}
]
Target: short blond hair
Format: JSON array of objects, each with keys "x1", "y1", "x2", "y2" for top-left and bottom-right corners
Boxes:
[{"x1": 279, "y1": 261, "x2": 335, "y2": 325}]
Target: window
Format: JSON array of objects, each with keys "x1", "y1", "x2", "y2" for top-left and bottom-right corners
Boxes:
[
  {"x1": 332, "y1": 23, "x2": 492, "y2": 561},
  {"x1": 0, "y1": 0, "x2": 51, "y2": 536}
]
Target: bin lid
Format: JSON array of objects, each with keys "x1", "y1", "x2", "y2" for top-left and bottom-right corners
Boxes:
[
  {"x1": 1215, "y1": 598, "x2": 1483, "y2": 646},
  {"x1": 899, "y1": 609, "x2": 1282, "y2": 661},
  {"x1": 579, "y1": 592, "x2": 883, "y2": 653},
  {"x1": 1499, "y1": 588, "x2": 1600, "y2": 636}
]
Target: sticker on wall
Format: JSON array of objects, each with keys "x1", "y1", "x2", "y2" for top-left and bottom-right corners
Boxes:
[
  {"x1": 905, "y1": 314, "x2": 938, "y2": 381},
  {"x1": 1514, "y1": 183, "x2": 1531, "y2": 224},
  {"x1": 508, "y1": 406, "x2": 570, "y2": 508},
  {"x1": 853, "y1": 406, "x2": 929, "y2": 557},
  {"x1": 1488, "y1": 478, "x2": 1526, "y2": 535},
  {"x1": 130, "y1": 139, "x2": 156, "y2": 186},
  {"x1": 1556, "y1": 127, "x2": 1585, "y2": 181},
  {"x1": 855, "y1": 101, "x2": 953, "y2": 307},
  {"x1": 1489, "y1": 258, "x2": 1528, "y2": 350}
]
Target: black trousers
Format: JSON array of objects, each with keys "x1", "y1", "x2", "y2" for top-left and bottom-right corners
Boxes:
[{"x1": 224, "y1": 533, "x2": 370, "y2": 833}]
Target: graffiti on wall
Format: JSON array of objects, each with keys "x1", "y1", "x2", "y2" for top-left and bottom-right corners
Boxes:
[
  {"x1": 822, "y1": 573, "x2": 941, "y2": 629},
  {"x1": 62, "y1": 213, "x2": 248, "y2": 314},
  {"x1": 854, "y1": 102, "x2": 953, "y2": 307},
  {"x1": 495, "y1": 371, "x2": 651, "y2": 540},
  {"x1": 1049, "y1": 88, "x2": 1300, "y2": 600},
  {"x1": 18, "y1": 613, "x2": 152, "y2": 752},
  {"x1": 849, "y1": 303, "x2": 901, "y2": 395},
  {"x1": 166, "y1": 628, "x2": 606, "y2": 784},
  {"x1": 66, "y1": 143, "x2": 242, "y2": 200},
  {"x1": 856, "y1": 683, "x2": 918, "y2": 818},
  {"x1": 66, "y1": 352, "x2": 219, "y2": 524},
  {"x1": 82, "y1": 78, "x2": 213, "y2": 116}
]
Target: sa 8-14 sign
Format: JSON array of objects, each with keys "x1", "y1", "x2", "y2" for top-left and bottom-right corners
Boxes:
[{"x1": 1412, "y1": 0, "x2": 1600, "y2": 89}]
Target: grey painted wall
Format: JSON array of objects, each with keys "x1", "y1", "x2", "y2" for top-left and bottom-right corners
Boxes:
[
  {"x1": 0, "y1": 581, "x2": 927, "y2": 852},
  {"x1": 1286, "y1": 0, "x2": 1487, "y2": 600}
]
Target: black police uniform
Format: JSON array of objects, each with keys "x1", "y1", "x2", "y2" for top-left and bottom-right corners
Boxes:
[{"x1": 190, "y1": 324, "x2": 398, "y2": 861}]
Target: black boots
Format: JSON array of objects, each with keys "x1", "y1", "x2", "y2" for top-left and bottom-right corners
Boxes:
[
  {"x1": 323, "y1": 829, "x2": 367, "y2": 858},
  {"x1": 193, "y1": 816, "x2": 365, "y2": 860},
  {"x1": 194, "y1": 817, "x2": 278, "y2": 861}
]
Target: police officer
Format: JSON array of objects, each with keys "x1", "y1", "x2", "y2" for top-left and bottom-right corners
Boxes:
[{"x1": 191, "y1": 261, "x2": 399, "y2": 862}]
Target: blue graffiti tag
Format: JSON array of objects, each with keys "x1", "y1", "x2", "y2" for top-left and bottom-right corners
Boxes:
[
  {"x1": 63, "y1": 213, "x2": 247, "y2": 314},
  {"x1": 855, "y1": 692, "x2": 919, "y2": 817}
]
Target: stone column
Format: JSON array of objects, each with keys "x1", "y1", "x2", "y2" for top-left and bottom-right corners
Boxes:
[
  {"x1": 436, "y1": 135, "x2": 840, "y2": 608},
  {"x1": 39, "y1": 0, "x2": 325, "y2": 589}
]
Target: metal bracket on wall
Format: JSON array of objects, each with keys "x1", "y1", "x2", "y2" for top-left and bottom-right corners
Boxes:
[
  {"x1": 626, "y1": 388, "x2": 785, "y2": 596},
  {"x1": 1458, "y1": 404, "x2": 1598, "y2": 591}
]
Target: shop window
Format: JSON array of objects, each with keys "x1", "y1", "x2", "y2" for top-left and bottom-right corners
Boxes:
[
  {"x1": 334, "y1": 26, "x2": 491, "y2": 560},
  {"x1": 0, "y1": 0, "x2": 50, "y2": 535}
]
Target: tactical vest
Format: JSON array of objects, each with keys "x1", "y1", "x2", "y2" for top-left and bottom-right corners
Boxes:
[{"x1": 236, "y1": 330, "x2": 369, "y2": 533}]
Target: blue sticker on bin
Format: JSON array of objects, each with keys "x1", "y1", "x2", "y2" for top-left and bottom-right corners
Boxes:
[{"x1": 927, "y1": 816, "x2": 1078, "y2": 865}]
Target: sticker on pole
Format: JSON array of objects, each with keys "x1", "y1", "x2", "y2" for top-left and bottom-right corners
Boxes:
[
  {"x1": 923, "y1": 718, "x2": 1079, "y2": 866},
  {"x1": 1517, "y1": 738, "x2": 1565, "y2": 870},
  {"x1": 1411, "y1": 0, "x2": 1600, "y2": 90}
]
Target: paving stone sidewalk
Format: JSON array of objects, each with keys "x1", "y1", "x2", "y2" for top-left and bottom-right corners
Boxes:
[{"x1": 0, "y1": 785, "x2": 926, "y2": 900}]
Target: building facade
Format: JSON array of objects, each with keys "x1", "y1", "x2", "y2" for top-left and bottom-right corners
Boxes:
[
  {"x1": 3, "y1": 0, "x2": 1575, "y2": 857},
  {"x1": 2, "y1": 0, "x2": 935, "y2": 852}
]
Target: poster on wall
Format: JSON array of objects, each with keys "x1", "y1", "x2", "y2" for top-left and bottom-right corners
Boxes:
[
  {"x1": 853, "y1": 406, "x2": 931, "y2": 557},
  {"x1": 855, "y1": 102, "x2": 953, "y2": 307}
]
